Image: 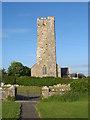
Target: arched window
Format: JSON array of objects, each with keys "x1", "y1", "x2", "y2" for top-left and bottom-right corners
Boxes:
[{"x1": 43, "y1": 65, "x2": 47, "y2": 75}]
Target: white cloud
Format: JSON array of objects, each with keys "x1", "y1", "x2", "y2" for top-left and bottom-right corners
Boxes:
[
  {"x1": 70, "y1": 64, "x2": 88, "y2": 68},
  {"x1": 2, "y1": 28, "x2": 29, "y2": 38}
]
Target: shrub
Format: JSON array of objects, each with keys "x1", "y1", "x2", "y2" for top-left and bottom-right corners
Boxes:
[
  {"x1": 78, "y1": 73, "x2": 86, "y2": 79},
  {"x1": 2, "y1": 74, "x2": 16, "y2": 85},
  {"x1": 70, "y1": 79, "x2": 88, "y2": 92},
  {"x1": 16, "y1": 76, "x2": 74, "y2": 86},
  {"x1": 42, "y1": 90, "x2": 88, "y2": 102},
  {"x1": 42, "y1": 91, "x2": 80, "y2": 102},
  {"x1": 7, "y1": 96, "x2": 15, "y2": 101},
  {"x1": 2, "y1": 75, "x2": 88, "y2": 92}
]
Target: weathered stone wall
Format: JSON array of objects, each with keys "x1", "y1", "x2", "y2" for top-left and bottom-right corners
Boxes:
[
  {"x1": 42, "y1": 84, "x2": 70, "y2": 98},
  {"x1": 47, "y1": 17, "x2": 56, "y2": 77},
  {"x1": 56, "y1": 64, "x2": 61, "y2": 77},
  {"x1": 31, "y1": 16, "x2": 58, "y2": 77},
  {"x1": 0, "y1": 86, "x2": 17, "y2": 100}
]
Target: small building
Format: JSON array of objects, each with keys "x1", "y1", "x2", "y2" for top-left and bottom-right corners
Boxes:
[{"x1": 61, "y1": 67, "x2": 70, "y2": 78}]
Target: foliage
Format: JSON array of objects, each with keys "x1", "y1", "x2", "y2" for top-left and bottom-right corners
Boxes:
[
  {"x1": 2, "y1": 75, "x2": 88, "y2": 94},
  {"x1": 2, "y1": 74, "x2": 16, "y2": 85},
  {"x1": 7, "y1": 95, "x2": 15, "y2": 101},
  {"x1": 43, "y1": 91, "x2": 88, "y2": 102},
  {"x1": 2, "y1": 75, "x2": 88, "y2": 93},
  {"x1": 8, "y1": 61, "x2": 24, "y2": 76},
  {"x1": 0, "y1": 68, "x2": 7, "y2": 75},
  {"x1": 70, "y1": 79, "x2": 88, "y2": 92},
  {"x1": 87, "y1": 76, "x2": 90, "y2": 79},
  {"x1": 78, "y1": 73, "x2": 86, "y2": 79},
  {"x1": 16, "y1": 76, "x2": 74, "y2": 86},
  {"x1": 8, "y1": 61, "x2": 31, "y2": 77},
  {"x1": 23, "y1": 66, "x2": 31, "y2": 76}
]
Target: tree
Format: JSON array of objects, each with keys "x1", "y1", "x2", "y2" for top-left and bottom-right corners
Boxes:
[
  {"x1": 1, "y1": 68, "x2": 7, "y2": 75},
  {"x1": 23, "y1": 66, "x2": 31, "y2": 76},
  {"x1": 8, "y1": 62, "x2": 24, "y2": 77},
  {"x1": 8, "y1": 61, "x2": 31, "y2": 77},
  {"x1": 78, "y1": 73, "x2": 86, "y2": 79}
]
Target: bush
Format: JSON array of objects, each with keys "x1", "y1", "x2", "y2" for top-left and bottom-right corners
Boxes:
[
  {"x1": 2, "y1": 75, "x2": 88, "y2": 92},
  {"x1": 7, "y1": 96, "x2": 15, "y2": 101},
  {"x1": 42, "y1": 91, "x2": 88, "y2": 102},
  {"x1": 42, "y1": 91, "x2": 79, "y2": 102},
  {"x1": 70, "y1": 79, "x2": 88, "y2": 92},
  {"x1": 78, "y1": 73, "x2": 86, "y2": 79},
  {"x1": 3, "y1": 75, "x2": 70, "y2": 86},
  {"x1": 16, "y1": 76, "x2": 74, "y2": 86},
  {"x1": 2, "y1": 74, "x2": 16, "y2": 85}
]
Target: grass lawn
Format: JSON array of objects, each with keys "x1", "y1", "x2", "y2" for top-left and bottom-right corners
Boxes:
[
  {"x1": 17, "y1": 86, "x2": 42, "y2": 94},
  {"x1": 0, "y1": 100, "x2": 2, "y2": 119},
  {"x1": 2, "y1": 101, "x2": 20, "y2": 119},
  {"x1": 37, "y1": 99, "x2": 88, "y2": 118}
]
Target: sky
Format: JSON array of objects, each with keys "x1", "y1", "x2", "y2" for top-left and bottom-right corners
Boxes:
[{"x1": 2, "y1": 2, "x2": 88, "y2": 75}]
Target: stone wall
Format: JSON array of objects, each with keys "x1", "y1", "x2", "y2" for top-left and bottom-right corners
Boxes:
[
  {"x1": 56, "y1": 64, "x2": 61, "y2": 77},
  {"x1": 0, "y1": 86, "x2": 17, "y2": 100},
  {"x1": 42, "y1": 84, "x2": 70, "y2": 98}
]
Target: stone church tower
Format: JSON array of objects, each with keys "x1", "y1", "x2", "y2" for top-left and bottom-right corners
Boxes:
[{"x1": 31, "y1": 16, "x2": 61, "y2": 77}]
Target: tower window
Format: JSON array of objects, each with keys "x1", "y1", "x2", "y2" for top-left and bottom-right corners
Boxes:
[{"x1": 43, "y1": 65, "x2": 47, "y2": 75}]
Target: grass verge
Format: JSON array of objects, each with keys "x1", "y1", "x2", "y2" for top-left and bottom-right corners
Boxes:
[
  {"x1": 2, "y1": 101, "x2": 20, "y2": 119},
  {"x1": 37, "y1": 101, "x2": 88, "y2": 118},
  {"x1": 36, "y1": 93, "x2": 88, "y2": 118}
]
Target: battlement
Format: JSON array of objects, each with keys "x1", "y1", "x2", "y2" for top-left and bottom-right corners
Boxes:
[{"x1": 37, "y1": 16, "x2": 54, "y2": 21}]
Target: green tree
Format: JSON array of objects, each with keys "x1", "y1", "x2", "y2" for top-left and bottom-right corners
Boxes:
[
  {"x1": 78, "y1": 73, "x2": 86, "y2": 79},
  {"x1": 1, "y1": 68, "x2": 7, "y2": 75},
  {"x1": 23, "y1": 66, "x2": 31, "y2": 76},
  {"x1": 8, "y1": 61, "x2": 24, "y2": 77},
  {"x1": 8, "y1": 61, "x2": 31, "y2": 77}
]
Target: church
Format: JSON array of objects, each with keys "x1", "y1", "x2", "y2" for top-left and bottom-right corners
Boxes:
[{"x1": 31, "y1": 16, "x2": 70, "y2": 77}]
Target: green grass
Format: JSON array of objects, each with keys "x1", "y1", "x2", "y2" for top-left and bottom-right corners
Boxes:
[
  {"x1": 17, "y1": 86, "x2": 42, "y2": 94},
  {"x1": 2, "y1": 101, "x2": 20, "y2": 119},
  {"x1": 36, "y1": 93, "x2": 88, "y2": 118},
  {"x1": 0, "y1": 100, "x2": 2, "y2": 119},
  {"x1": 42, "y1": 92, "x2": 88, "y2": 102},
  {"x1": 37, "y1": 101, "x2": 88, "y2": 118}
]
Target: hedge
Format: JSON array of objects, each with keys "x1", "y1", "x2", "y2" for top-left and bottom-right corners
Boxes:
[
  {"x1": 70, "y1": 79, "x2": 88, "y2": 92},
  {"x1": 2, "y1": 75, "x2": 88, "y2": 93},
  {"x1": 2, "y1": 75, "x2": 16, "y2": 85},
  {"x1": 16, "y1": 76, "x2": 73, "y2": 86}
]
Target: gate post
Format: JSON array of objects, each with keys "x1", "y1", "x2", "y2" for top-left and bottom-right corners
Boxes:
[{"x1": 42, "y1": 86, "x2": 49, "y2": 98}]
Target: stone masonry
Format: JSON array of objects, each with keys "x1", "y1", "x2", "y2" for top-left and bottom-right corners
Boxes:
[
  {"x1": 0, "y1": 86, "x2": 17, "y2": 100},
  {"x1": 31, "y1": 16, "x2": 61, "y2": 77}
]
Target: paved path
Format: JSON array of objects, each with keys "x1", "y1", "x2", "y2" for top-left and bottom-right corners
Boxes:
[
  {"x1": 16, "y1": 94, "x2": 42, "y2": 101},
  {"x1": 19, "y1": 101, "x2": 40, "y2": 119},
  {"x1": 15, "y1": 94, "x2": 41, "y2": 119}
]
